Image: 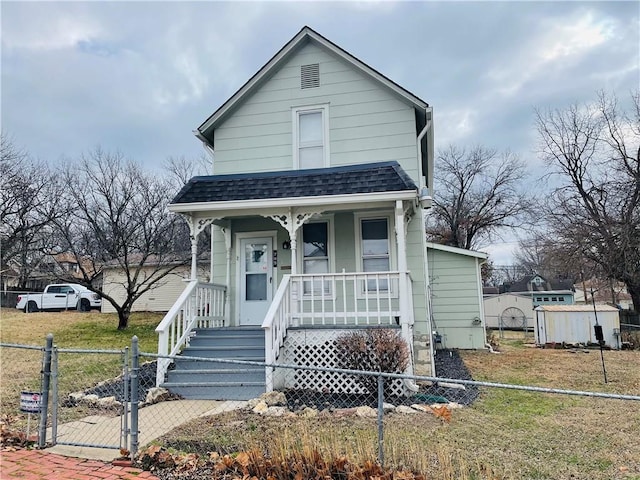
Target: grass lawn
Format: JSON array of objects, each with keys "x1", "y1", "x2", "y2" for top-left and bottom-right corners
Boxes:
[
  {"x1": 2, "y1": 312, "x2": 639, "y2": 479},
  {"x1": 152, "y1": 336, "x2": 640, "y2": 480},
  {"x1": 0, "y1": 308, "x2": 162, "y2": 423}
]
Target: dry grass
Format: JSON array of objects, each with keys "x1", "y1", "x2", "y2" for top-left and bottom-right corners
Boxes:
[
  {"x1": 0, "y1": 308, "x2": 161, "y2": 423},
  {"x1": 155, "y1": 339, "x2": 640, "y2": 480}
]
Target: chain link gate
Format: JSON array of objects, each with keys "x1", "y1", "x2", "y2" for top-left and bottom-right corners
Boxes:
[{"x1": 48, "y1": 345, "x2": 131, "y2": 453}]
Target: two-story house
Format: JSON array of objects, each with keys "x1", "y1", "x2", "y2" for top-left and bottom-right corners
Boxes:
[{"x1": 155, "y1": 26, "x2": 485, "y2": 400}]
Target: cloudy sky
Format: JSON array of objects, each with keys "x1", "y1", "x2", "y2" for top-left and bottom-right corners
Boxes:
[{"x1": 2, "y1": 1, "x2": 638, "y2": 263}]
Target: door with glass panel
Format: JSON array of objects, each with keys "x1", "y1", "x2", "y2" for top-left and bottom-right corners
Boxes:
[{"x1": 239, "y1": 237, "x2": 273, "y2": 325}]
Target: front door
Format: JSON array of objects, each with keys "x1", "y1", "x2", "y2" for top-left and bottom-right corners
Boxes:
[{"x1": 239, "y1": 237, "x2": 273, "y2": 325}]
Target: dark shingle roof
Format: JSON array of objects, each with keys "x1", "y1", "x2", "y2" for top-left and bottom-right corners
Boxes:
[
  {"x1": 507, "y1": 274, "x2": 575, "y2": 293},
  {"x1": 172, "y1": 161, "x2": 417, "y2": 204}
]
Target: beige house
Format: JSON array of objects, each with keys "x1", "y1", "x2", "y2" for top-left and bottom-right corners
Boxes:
[{"x1": 483, "y1": 293, "x2": 534, "y2": 330}]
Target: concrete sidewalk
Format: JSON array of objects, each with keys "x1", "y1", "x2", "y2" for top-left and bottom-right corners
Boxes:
[{"x1": 47, "y1": 399, "x2": 246, "y2": 461}]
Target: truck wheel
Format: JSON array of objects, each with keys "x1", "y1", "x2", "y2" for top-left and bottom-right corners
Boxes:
[
  {"x1": 79, "y1": 298, "x2": 91, "y2": 312},
  {"x1": 25, "y1": 301, "x2": 39, "y2": 313}
]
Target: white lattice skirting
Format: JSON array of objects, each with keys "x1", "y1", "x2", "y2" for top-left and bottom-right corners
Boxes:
[{"x1": 278, "y1": 328, "x2": 406, "y2": 396}]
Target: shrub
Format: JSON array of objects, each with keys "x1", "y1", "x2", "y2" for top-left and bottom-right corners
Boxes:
[{"x1": 334, "y1": 328, "x2": 409, "y2": 397}]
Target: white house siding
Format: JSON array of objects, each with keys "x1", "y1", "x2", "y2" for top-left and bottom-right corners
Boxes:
[
  {"x1": 427, "y1": 247, "x2": 485, "y2": 349},
  {"x1": 213, "y1": 42, "x2": 419, "y2": 180},
  {"x1": 484, "y1": 294, "x2": 535, "y2": 329},
  {"x1": 101, "y1": 265, "x2": 194, "y2": 313}
]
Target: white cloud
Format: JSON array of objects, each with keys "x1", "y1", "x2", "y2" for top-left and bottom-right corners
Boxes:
[
  {"x1": 2, "y1": 9, "x2": 104, "y2": 52},
  {"x1": 436, "y1": 108, "x2": 479, "y2": 146},
  {"x1": 483, "y1": 9, "x2": 618, "y2": 98}
]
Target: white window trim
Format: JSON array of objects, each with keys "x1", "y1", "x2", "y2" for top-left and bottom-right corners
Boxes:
[
  {"x1": 354, "y1": 212, "x2": 397, "y2": 297},
  {"x1": 292, "y1": 104, "x2": 330, "y2": 169}
]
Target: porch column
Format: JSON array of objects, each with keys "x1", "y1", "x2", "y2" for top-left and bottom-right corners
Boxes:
[
  {"x1": 395, "y1": 200, "x2": 411, "y2": 336},
  {"x1": 290, "y1": 228, "x2": 298, "y2": 275},
  {"x1": 190, "y1": 236, "x2": 198, "y2": 280},
  {"x1": 395, "y1": 200, "x2": 408, "y2": 273},
  {"x1": 222, "y1": 226, "x2": 232, "y2": 325},
  {"x1": 187, "y1": 215, "x2": 216, "y2": 281}
]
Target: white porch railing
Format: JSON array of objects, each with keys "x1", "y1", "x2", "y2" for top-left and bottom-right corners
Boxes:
[
  {"x1": 155, "y1": 281, "x2": 226, "y2": 386},
  {"x1": 262, "y1": 271, "x2": 414, "y2": 391}
]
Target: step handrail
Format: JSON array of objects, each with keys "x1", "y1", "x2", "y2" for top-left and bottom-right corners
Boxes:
[
  {"x1": 261, "y1": 275, "x2": 292, "y2": 391},
  {"x1": 155, "y1": 280, "x2": 226, "y2": 386}
]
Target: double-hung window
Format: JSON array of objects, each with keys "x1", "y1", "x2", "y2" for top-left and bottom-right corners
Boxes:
[
  {"x1": 302, "y1": 221, "x2": 330, "y2": 294},
  {"x1": 360, "y1": 217, "x2": 391, "y2": 292},
  {"x1": 293, "y1": 105, "x2": 329, "y2": 169}
]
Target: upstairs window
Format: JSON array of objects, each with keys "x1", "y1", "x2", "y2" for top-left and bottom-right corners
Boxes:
[{"x1": 293, "y1": 105, "x2": 329, "y2": 169}]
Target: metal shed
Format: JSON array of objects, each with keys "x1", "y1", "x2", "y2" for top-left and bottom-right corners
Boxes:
[{"x1": 534, "y1": 305, "x2": 621, "y2": 349}]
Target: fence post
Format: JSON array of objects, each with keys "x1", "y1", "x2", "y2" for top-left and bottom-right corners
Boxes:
[
  {"x1": 377, "y1": 374, "x2": 384, "y2": 467},
  {"x1": 38, "y1": 334, "x2": 53, "y2": 448},
  {"x1": 121, "y1": 347, "x2": 129, "y2": 453},
  {"x1": 51, "y1": 346, "x2": 59, "y2": 445},
  {"x1": 130, "y1": 336, "x2": 140, "y2": 457}
]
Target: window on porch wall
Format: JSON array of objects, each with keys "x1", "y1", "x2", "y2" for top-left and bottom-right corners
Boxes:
[
  {"x1": 302, "y1": 222, "x2": 330, "y2": 294},
  {"x1": 361, "y1": 218, "x2": 390, "y2": 291}
]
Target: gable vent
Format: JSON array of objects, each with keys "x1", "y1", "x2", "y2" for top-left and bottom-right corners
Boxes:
[{"x1": 301, "y1": 63, "x2": 320, "y2": 89}]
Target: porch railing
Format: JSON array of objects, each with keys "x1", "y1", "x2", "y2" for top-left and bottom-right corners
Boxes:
[
  {"x1": 155, "y1": 281, "x2": 226, "y2": 385},
  {"x1": 262, "y1": 271, "x2": 414, "y2": 391}
]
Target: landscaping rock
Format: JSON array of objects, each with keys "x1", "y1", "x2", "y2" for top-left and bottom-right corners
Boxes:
[
  {"x1": 355, "y1": 406, "x2": 377, "y2": 418},
  {"x1": 383, "y1": 402, "x2": 396, "y2": 413},
  {"x1": 396, "y1": 405, "x2": 418, "y2": 414},
  {"x1": 145, "y1": 387, "x2": 170, "y2": 405},
  {"x1": 81, "y1": 394, "x2": 99, "y2": 406},
  {"x1": 97, "y1": 396, "x2": 121, "y2": 408},
  {"x1": 263, "y1": 407, "x2": 288, "y2": 417},
  {"x1": 300, "y1": 407, "x2": 319, "y2": 418},
  {"x1": 260, "y1": 391, "x2": 287, "y2": 406},
  {"x1": 411, "y1": 404, "x2": 432, "y2": 413},
  {"x1": 252, "y1": 401, "x2": 269, "y2": 414},
  {"x1": 333, "y1": 408, "x2": 357, "y2": 418},
  {"x1": 246, "y1": 398, "x2": 261, "y2": 409}
]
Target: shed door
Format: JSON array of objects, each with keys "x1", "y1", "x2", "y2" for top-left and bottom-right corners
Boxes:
[{"x1": 239, "y1": 237, "x2": 273, "y2": 325}]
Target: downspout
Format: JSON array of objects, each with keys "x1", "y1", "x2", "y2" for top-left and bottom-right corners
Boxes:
[{"x1": 417, "y1": 107, "x2": 433, "y2": 191}]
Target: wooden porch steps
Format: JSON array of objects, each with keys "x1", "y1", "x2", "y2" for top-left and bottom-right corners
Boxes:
[{"x1": 160, "y1": 327, "x2": 266, "y2": 400}]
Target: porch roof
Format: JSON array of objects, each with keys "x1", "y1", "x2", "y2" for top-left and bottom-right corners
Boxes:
[{"x1": 171, "y1": 161, "x2": 417, "y2": 205}]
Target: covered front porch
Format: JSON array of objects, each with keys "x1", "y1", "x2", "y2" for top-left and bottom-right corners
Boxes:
[{"x1": 155, "y1": 163, "x2": 434, "y2": 394}]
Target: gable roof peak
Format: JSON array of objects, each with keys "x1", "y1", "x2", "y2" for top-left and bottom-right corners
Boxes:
[{"x1": 196, "y1": 25, "x2": 429, "y2": 146}]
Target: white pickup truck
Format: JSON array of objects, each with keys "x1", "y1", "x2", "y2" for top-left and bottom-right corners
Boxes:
[{"x1": 16, "y1": 284, "x2": 102, "y2": 313}]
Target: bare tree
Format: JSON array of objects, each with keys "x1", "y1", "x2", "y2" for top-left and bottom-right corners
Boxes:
[
  {"x1": 54, "y1": 148, "x2": 188, "y2": 329},
  {"x1": 513, "y1": 234, "x2": 584, "y2": 282},
  {"x1": 162, "y1": 154, "x2": 212, "y2": 254},
  {"x1": 535, "y1": 91, "x2": 640, "y2": 311},
  {"x1": 427, "y1": 145, "x2": 531, "y2": 250},
  {"x1": 1, "y1": 134, "x2": 67, "y2": 288},
  {"x1": 163, "y1": 154, "x2": 211, "y2": 188}
]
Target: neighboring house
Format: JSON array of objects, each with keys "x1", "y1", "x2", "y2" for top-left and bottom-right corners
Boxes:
[
  {"x1": 574, "y1": 278, "x2": 633, "y2": 310},
  {"x1": 483, "y1": 293, "x2": 534, "y2": 330},
  {"x1": 427, "y1": 243, "x2": 487, "y2": 349},
  {"x1": 155, "y1": 26, "x2": 485, "y2": 400},
  {"x1": 1, "y1": 253, "x2": 90, "y2": 291},
  {"x1": 503, "y1": 274, "x2": 574, "y2": 307},
  {"x1": 100, "y1": 256, "x2": 196, "y2": 313}
]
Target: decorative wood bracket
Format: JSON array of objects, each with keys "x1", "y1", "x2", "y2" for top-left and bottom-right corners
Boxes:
[
  {"x1": 189, "y1": 216, "x2": 216, "y2": 240},
  {"x1": 266, "y1": 209, "x2": 323, "y2": 237}
]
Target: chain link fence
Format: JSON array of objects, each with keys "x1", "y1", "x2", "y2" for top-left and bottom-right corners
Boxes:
[{"x1": 3, "y1": 331, "x2": 640, "y2": 478}]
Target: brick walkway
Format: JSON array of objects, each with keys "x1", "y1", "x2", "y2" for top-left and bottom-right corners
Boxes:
[{"x1": 0, "y1": 449, "x2": 159, "y2": 480}]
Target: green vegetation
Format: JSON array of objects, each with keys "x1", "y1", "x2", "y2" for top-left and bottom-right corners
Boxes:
[{"x1": 0, "y1": 308, "x2": 161, "y2": 423}]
